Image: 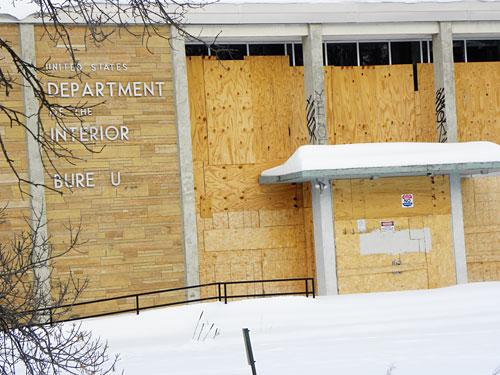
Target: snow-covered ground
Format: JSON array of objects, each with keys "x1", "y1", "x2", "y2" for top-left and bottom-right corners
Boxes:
[{"x1": 79, "y1": 282, "x2": 500, "y2": 375}]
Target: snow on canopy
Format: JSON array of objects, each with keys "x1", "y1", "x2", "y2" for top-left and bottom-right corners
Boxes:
[{"x1": 261, "y1": 141, "x2": 500, "y2": 177}]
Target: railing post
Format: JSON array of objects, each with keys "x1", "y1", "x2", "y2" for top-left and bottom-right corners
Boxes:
[
  {"x1": 312, "y1": 279, "x2": 316, "y2": 298},
  {"x1": 136, "y1": 295, "x2": 139, "y2": 315},
  {"x1": 49, "y1": 307, "x2": 53, "y2": 326},
  {"x1": 305, "y1": 279, "x2": 309, "y2": 298},
  {"x1": 224, "y1": 283, "x2": 228, "y2": 304},
  {"x1": 218, "y1": 283, "x2": 222, "y2": 302}
]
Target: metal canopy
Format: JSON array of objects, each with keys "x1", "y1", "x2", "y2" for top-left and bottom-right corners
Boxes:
[
  {"x1": 260, "y1": 162, "x2": 500, "y2": 184},
  {"x1": 259, "y1": 142, "x2": 500, "y2": 184}
]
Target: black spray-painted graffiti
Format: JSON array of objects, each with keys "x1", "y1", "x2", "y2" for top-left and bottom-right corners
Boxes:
[
  {"x1": 435, "y1": 87, "x2": 447, "y2": 143},
  {"x1": 306, "y1": 95, "x2": 317, "y2": 144},
  {"x1": 306, "y1": 89, "x2": 328, "y2": 144}
]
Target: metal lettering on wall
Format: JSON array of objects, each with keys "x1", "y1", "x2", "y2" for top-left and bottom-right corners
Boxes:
[
  {"x1": 306, "y1": 89, "x2": 327, "y2": 145},
  {"x1": 435, "y1": 87, "x2": 447, "y2": 143},
  {"x1": 45, "y1": 61, "x2": 166, "y2": 189}
]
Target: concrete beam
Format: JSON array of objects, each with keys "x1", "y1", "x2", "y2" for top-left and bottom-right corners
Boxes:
[
  {"x1": 19, "y1": 23, "x2": 51, "y2": 320},
  {"x1": 170, "y1": 26, "x2": 201, "y2": 300},
  {"x1": 303, "y1": 24, "x2": 328, "y2": 145},
  {"x1": 311, "y1": 180, "x2": 338, "y2": 295}
]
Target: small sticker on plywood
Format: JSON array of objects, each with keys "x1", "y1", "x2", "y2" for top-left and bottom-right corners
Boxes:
[
  {"x1": 357, "y1": 219, "x2": 366, "y2": 233},
  {"x1": 381, "y1": 221, "x2": 395, "y2": 232},
  {"x1": 401, "y1": 193, "x2": 414, "y2": 208}
]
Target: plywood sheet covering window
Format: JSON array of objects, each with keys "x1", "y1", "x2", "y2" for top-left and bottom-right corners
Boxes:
[
  {"x1": 0, "y1": 25, "x2": 31, "y2": 247},
  {"x1": 187, "y1": 56, "x2": 209, "y2": 163},
  {"x1": 188, "y1": 56, "x2": 314, "y2": 296},
  {"x1": 34, "y1": 26, "x2": 184, "y2": 307},
  {"x1": 416, "y1": 62, "x2": 500, "y2": 144},
  {"x1": 204, "y1": 60, "x2": 256, "y2": 165},
  {"x1": 455, "y1": 62, "x2": 500, "y2": 143},
  {"x1": 415, "y1": 63, "x2": 437, "y2": 143},
  {"x1": 462, "y1": 176, "x2": 500, "y2": 282},
  {"x1": 333, "y1": 175, "x2": 455, "y2": 294},
  {"x1": 247, "y1": 56, "x2": 292, "y2": 161},
  {"x1": 188, "y1": 56, "x2": 500, "y2": 296},
  {"x1": 326, "y1": 65, "x2": 422, "y2": 144},
  {"x1": 288, "y1": 67, "x2": 308, "y2": 153}
]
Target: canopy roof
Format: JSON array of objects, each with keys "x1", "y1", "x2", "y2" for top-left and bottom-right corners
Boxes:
[{"x1": 259, "y1": 142, "x2": 500, "y2": 184}]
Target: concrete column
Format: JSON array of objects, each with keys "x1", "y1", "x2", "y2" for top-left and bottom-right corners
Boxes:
[
  {"x1": 433, "y1": 23, "x2": 468, "y2": 283},
  {"x1": 19, "y1": 24, "x2": 51, "y2": 319},
  {"x1": 303, "y1": 25, "x2": 337, "y2": 295},
  {"x1": 432, "y1": 22, "x2": 458, "y2": 143},
  {"x1": 302, "y1": 24, "x2": 328, "y2": 145},
  {"x1": 449, "y1": 174, "x2": 468, "y2": 284},
  {"x1": 170, "y1": 26, "x2": 200, "y2": 300},
  {"x1": 311, "y1": 180, "x2": 338, "y2": 295}
]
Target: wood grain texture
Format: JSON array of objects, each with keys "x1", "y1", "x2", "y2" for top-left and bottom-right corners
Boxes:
[
  {"x1": 204, "y1": 60, "x2": 256, "y2": 165},
  {"x1": 455, "y1": 62, "x2": 500, "y2": 143},
  {"x1": 462, "y1": 176, "x2": 500, "y2": 282},
  {"x1": 204, "y1": 162, "x2": 302, "y2": 212},
  {"x1": 189, "y1": 57, "x2": 500, "y2": 294},
  {"x1": 288, "y1": 67, "x2": 308, "y2": 153},
  {"x1": 204, "y1": 226, "x2": 298, "y2": 251},
  {"x1": 329, "y1": 65, "x2": 418, "y2": 144},
  {"x1": 249, "y1": 56, "x2": 292, "y2": 162},
  {"x1": 333, "y1": 174, "x2": 453, "y2": 293},
  {"x1": 186, "y1": 56, "x2": 209, "y2": 163}
]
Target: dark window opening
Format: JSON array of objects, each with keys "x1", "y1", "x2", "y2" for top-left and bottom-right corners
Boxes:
[
  {"x1": 210, "y1": 44, "x2": 247, "y2": 60},
  {"x1": 186, "y1": 44, "x2": 209, "y2": 56},
  {"x1": 248, "y1": 44, "x2": 286, "y2": 56},
  {"x1": 359, "y1": 42, "x2": 389, "y2": 66},
  {"x1": 467, "y1": 40, "x2": 500, "y2": 62},
  {"x1": 326, "y1": 43, "x2": 357, "y2": 66},
  {"x1": 294, "y1": 43, "x2": 304, "y2": 66},
  {"x1": 391, "y1": 41, "x2": 421, "y2": 64},
  {"x1": 286, "y1": 43, "x2": 293, "y2": 66},
  {"x1": 453, "y1": 40, "x2": 465, "y2": 62}
]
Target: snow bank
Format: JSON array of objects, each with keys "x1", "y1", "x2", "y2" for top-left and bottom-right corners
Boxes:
[{"x1": 77, "y1": 282, "x2": 500, "y2": 375}]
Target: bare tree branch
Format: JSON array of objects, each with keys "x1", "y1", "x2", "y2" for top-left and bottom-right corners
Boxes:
[{"x1": 0, "y1": 207, "x2": 120, "y2": 374}]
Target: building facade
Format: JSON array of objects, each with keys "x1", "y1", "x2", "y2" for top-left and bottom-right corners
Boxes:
[{"x1": 1, "y1": 1, "x2": 500, "y2": 313}]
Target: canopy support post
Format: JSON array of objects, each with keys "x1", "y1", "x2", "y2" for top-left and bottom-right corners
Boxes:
[
  {"x1": 449, "y1": 174, "x2": 468, "y2": 284},
  {"x1": 311, "y1": 179, "x2": 338, "y2": 295}
]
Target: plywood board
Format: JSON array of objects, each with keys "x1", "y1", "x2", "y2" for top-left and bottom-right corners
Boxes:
[
  {"x1": 288, "y1": 67, "x2": 308, "y2": 153},
  {"x1": 186, "y1": 56, "x2": 209, "y2": 163},
  {"x1": 259, "y1": 208, "x2": 304, "y2": 227},
  {"x1": 455, "y1": 62, "x2": 500, "y2": 143},
  {"x1": 424, "y1": 214, "x2": 456, "y2": 288},
  {"x1": 330, "y1": 65, "x2": 418, "y2": 144},
  {"x1": 204, "y1": 162, "x2": 303, "y2": 212},
  {"x1": 248, "y1": 56, "x2": 292, "y2": 162},
  {"x1": 462, "y1": 176, "x2": 500, "y2": 283},
  {"x1": 204, "y1": 60, "x2": 256, "y2": 165},
  {"x1": 347, "y1": 176, "x2": 435, "y2": 220},
  {"x1": 338, "y1": 269, "x2": 428, "y2": 294},
  {"x1": 204, "y1": 226, "x2": 298, "y2": 251},
  {"x1": 415, "y1": 63, "x2": 436, "y2": 142}
]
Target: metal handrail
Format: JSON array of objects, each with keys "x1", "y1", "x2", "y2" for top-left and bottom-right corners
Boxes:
[{"x1": 45, "y1": 278, "x2": 315, "y2": 324}]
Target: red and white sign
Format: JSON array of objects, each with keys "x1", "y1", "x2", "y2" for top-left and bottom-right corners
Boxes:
[
  {"x1": 401, "y1": 193, "x2": 414, "y2": 208},
  {"x1": 381, "y1": 221, "x2": 395, "y2": 232}
]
